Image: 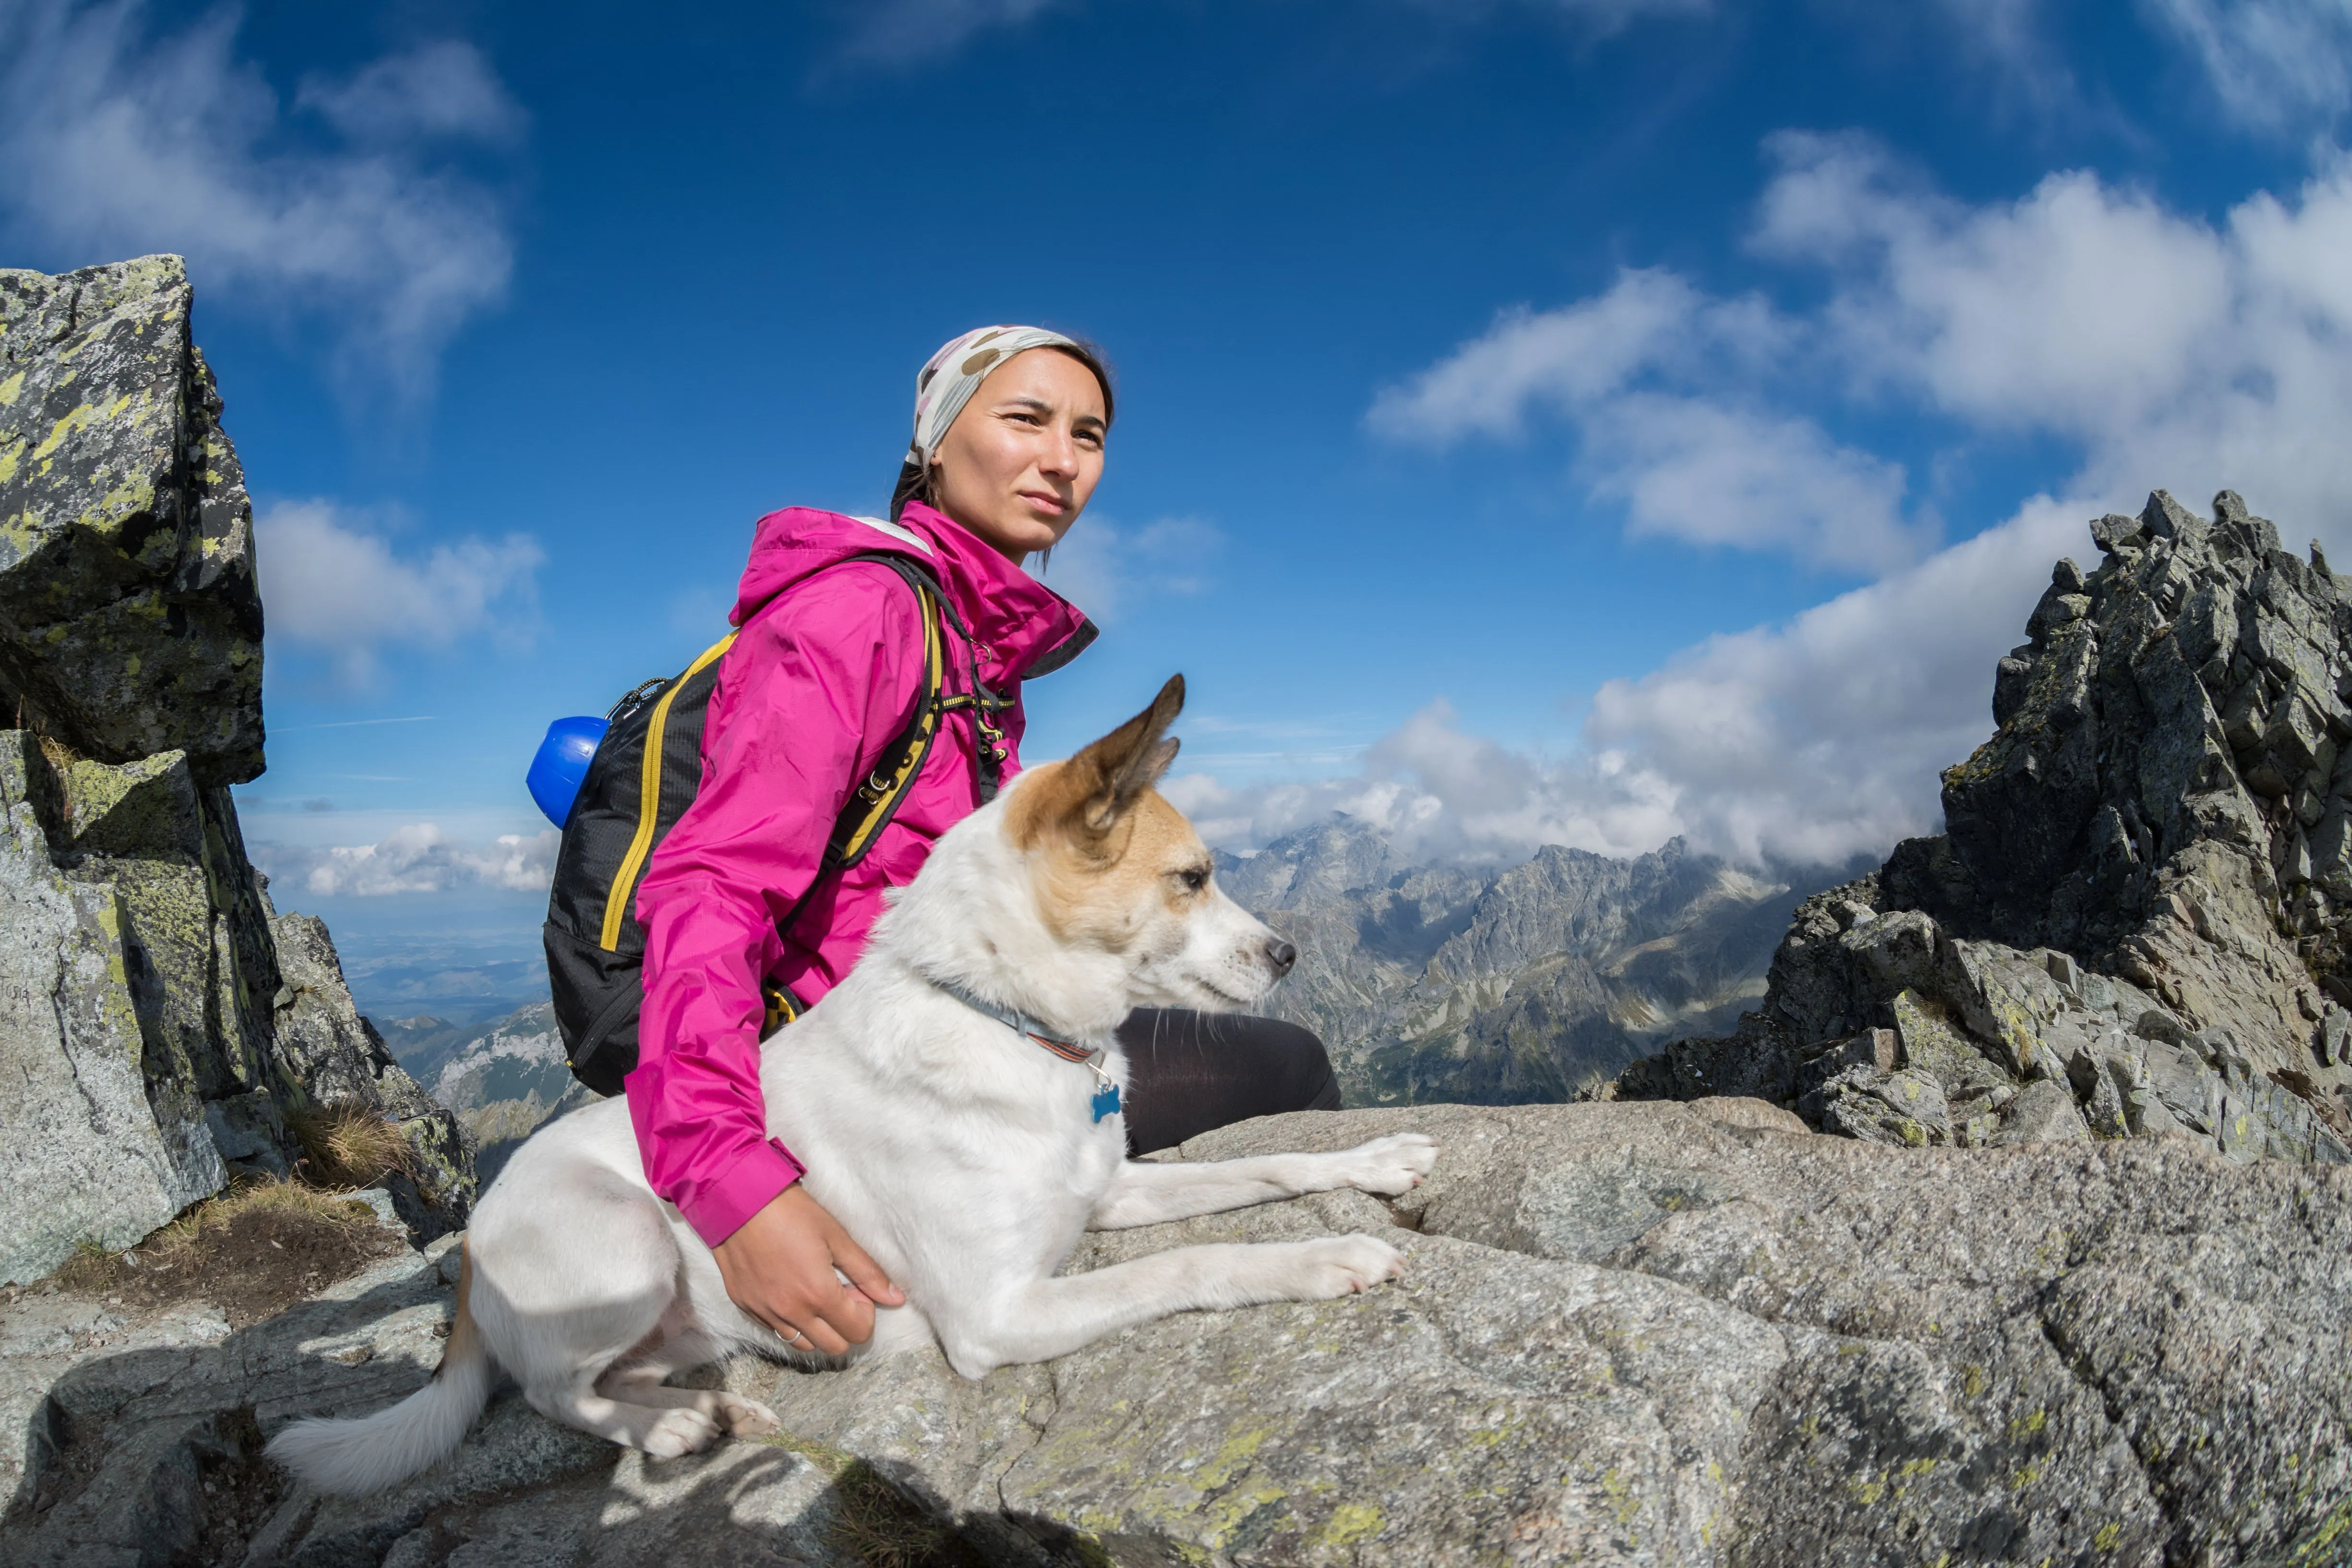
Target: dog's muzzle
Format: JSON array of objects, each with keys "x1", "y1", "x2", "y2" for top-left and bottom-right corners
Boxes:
[{"x1": 1266, "y1": 939, "x2": 1297, "y2": 977}]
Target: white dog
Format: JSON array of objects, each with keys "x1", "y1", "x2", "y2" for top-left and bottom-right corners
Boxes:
[{"x1": 269, "y1": 676, "x2": 1437, "y2": 1496}]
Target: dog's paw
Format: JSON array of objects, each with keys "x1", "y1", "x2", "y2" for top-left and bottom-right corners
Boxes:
[
  {"x1": 1281, "y1": 1233, "x2": 1406, "y2": 1299},
  {"x1": 717, "y1": 1393, "x2": 780, "y2": 1438},
  {"x1": 640, "y1": 1406, "x2": 722, "y2": 1459},
  {"x1": 1333, "y1": 1132, "x2": 1439, "y2": 1195}
]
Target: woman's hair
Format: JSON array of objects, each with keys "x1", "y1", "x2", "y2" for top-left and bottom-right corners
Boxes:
[{"x1": 891, "y1": 340, "x2": 1116, "y2": 523}]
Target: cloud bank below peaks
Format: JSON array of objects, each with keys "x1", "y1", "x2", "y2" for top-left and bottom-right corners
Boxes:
[
  {"x1": 253, "y1": 825, "x2": 559, "y2": 899},
  {"x1": 1291, "y1": 133, "x2": 2352, "y2": 872},
  {"x1": 0, "y1": 2, "x2": 522, "y2": 409}
]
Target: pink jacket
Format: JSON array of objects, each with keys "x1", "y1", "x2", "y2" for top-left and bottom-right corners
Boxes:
[{"x1": 627, "y1": 500, "x2": 1094, "y2": 1246}]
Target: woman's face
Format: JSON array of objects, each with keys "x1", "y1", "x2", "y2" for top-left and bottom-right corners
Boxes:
[{"x1": 928, "y1": 348, "x2": 1107, "y2": 562}]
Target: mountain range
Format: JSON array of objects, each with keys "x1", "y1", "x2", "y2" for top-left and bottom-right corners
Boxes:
[
  {"x1": 378, "y1": 818, "x2": 1836, "y2": 1155},
  {"x1": 1222, "y1": 818, "x2": 1840, "y2": 1104}
]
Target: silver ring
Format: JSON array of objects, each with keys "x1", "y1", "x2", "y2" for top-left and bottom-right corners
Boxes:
[{"x1": 782, "y1": 1325, "x2": 806, "y2": 1347}]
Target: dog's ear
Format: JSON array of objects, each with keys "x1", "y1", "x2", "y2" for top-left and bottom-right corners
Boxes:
[{"x1": 1060, "y1": 674, "x2": 1185, "y2": 836}]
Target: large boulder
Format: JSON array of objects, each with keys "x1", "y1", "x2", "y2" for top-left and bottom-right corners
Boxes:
[
  {"x1": 0, "y1": 258, "x2": 471, "y2": 1276},
  {"x1": 3, "y1": 1101, "x2": 2347, "y2": 1565},
  {"x1": 1610, "y1": 493, "x2": 2352, "y2": 1164},
  {"x1": 0, "y1": 727, "x2": 474, "y2": 1280},
  {"x1": 0, "y1": 256, "x2": 264, "y2": 787},
  {"x1": 0, "y1": 735, "x2": 225, "y2": 1284}
]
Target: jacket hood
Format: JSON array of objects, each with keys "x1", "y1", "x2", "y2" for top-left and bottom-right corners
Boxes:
[{"x1": 730, "y1": 502, "x2": 1095, "y2": 680}]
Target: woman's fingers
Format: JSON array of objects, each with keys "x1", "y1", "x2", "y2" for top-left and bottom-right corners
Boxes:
[
  {"x1": 823, "y1": 1223, "x2": 906, "y2": 1308},
  {"x1": 710, "y1": 1183, "x2": 904, "y2": 1353},
  {"x1": 790, "y1": 1310, "x2": 853, "y2": 1357},
  {"x1": 806, "y1": 1287, "x2": 873, "y2": 1351}
]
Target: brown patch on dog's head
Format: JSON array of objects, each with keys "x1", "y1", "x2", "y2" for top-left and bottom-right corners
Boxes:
[
  {"x1": 1008, "y1": 673, "x2": 1184, "y2": 853},
  {"x1": 1010, "y1": 676, "x2": 1221, "y2": 946}
]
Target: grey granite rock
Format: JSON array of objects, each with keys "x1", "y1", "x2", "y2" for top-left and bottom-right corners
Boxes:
[
  {"x1": 0, "y1": 258, "x2": 473, "y2": 1265},
  {"x1": 1610, "y1": 493, "x2": 2352, "y2": 1165},
  {"x1": 271, "y1": 913, "x2": 474, "y2": 1240},
  {"x1": 4, "y1": 1101, "x2": 2346, "y2": 1564},
  {"x1": 0, "y1": 257, "x2": 264, "y2": 786},
  {"x1": 0, "y1": 736, "x2": 224, "y2": 1284}
]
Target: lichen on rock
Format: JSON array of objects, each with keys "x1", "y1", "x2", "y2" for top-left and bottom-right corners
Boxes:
[
  {"x1": 0, "y1": 258, "x2": 470, "y2": 1282},
  {"x1": 0, "y1": 256, "x2": 264, "y2": 785}
]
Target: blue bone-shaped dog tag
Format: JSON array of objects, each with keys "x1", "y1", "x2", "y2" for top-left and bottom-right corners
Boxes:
[{"x1": 1091, "y1": 1083, "x2": 1121, "y2": 1123}]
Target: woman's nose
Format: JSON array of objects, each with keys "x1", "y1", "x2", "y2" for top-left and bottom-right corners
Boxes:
[{"x1": 1038, "y1": 426, "x2": 1079, "y2": 477}]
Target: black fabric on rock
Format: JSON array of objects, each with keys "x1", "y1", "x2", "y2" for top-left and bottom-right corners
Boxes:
[{"x1": 1115, "y1": 1008, "x2": 1343, "y2": 1156}]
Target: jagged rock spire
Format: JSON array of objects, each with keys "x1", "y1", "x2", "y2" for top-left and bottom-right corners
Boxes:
[{"x1": 1611, "y1": 491, "x2": 2352, "y2": 1162}]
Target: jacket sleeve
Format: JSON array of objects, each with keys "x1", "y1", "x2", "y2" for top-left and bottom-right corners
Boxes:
[{"x1": 628, "y1": 564, "x2": 927, "y2": 1246}]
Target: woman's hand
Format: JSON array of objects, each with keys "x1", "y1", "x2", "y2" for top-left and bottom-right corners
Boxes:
[{"x1": 712, "y1": 1183, "x2": 905, "y2": 1354}]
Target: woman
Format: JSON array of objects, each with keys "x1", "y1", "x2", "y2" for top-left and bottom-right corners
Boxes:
[{"x1": 630, "y1": 326, "x2": 1343, "y2": 1364}]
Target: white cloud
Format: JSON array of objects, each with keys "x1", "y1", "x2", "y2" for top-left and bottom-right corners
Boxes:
[
  {"x1": 255, "y1": 824, "x2": 560, "y2": 897},
  {"x1": 1172, "y1": 495, "x2": 2094, "y2": 870},
  {"x1": 2142, "y1": 0, "x2": 2352, "y2": 132},
  {"x1": 256, "y1": 501, "x2": 544, "y2": 687},
  {"x1": 1038, "y1": 515, "x2": 1222, "y2": 622},
  {"x1": 1303, "y1": 132, "x2": 2352, "y2": 871},
  {"x1": 0, "y1": 2, "x2": 520, "y2": 405},
  {"x1": 1753, "y1": 133, "x2": 2236, "y2": 439},
  {"x1": 1398, "y1": 0, "x2": 1712, "y2": 38},
  {"x1": 832, "y1": 0, "x2": 1060, "y2": 68},
  {"x1": 1582, "y1": 394, "x2": 1928, "y2": 574},
  {"x1": 1165, "y1": 698, "x2": 1684, "y2": 864},
  {"x1": 294, "y1": 38, "x2": 527, "y2": 147},
  {"x1": 1369, "y1": 270, "x2": 1932, "y2": 573},
  {"x1": 1758, "y1": 133, "x2": 2352, "y2": 536}
]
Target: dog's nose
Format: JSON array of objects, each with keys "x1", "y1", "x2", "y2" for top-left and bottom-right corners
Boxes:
[{"x1": 1265, "y1": 938, "x2": 1297, "y2": 976}]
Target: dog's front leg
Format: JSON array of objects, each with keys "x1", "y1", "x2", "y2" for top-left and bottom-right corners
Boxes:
[
  {"x1": 934, "y1": 1235, "x2": 1406, "y2": 1377},
  {"x1": 1088, "y1": 1134, "x2": 1437, "y2": 1229}
]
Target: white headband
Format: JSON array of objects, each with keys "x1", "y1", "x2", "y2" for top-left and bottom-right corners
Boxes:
[{"x1": 907, "y1": 324, "x2": 1082, "y2": 470}]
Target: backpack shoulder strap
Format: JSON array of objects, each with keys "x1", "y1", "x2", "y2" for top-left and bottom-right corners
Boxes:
[
  {"x1": 819, "y1": 550, "x2": 1018, "y2": 869},
  {"x1": 825, "y1": 553, "x2": 952, "y2": 869}
]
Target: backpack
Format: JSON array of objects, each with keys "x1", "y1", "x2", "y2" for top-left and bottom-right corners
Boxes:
[{"x1": 542, "y1": 551, "x2": 1008, "y2": 1096}]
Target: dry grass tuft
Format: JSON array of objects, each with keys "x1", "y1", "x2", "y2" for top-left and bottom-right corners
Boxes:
[
  {"x1": 39, "y1": 1177, "x2": 384, "y2": 1301},
  {"x1": 760, "y1": 1434, "x2": 980, "y2": 1568},
  {"x1": 290, "y1": 1103, "x2": 414, "y2": 1187},
  {"x1": 144, "y1": 1176, "x2": 378, "y2": 1264},
  {"x1": 51, "y1": 1238, "x2": 118, "y2": 1294}
]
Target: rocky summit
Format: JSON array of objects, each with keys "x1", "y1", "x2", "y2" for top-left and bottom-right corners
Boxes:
[
  {"x1": 5, "y1": 1101, "x2": 2348, "y2": 1567},
  {"x1": 5, "y1": 259, "x2": 2350, "y2": 1565},
  {"x1": 1611, "y1": 491, "x2": 2352, "y2": 1167},
  {"x1": 0, "y1": 259, "x2": 471, "y2": 1285}
]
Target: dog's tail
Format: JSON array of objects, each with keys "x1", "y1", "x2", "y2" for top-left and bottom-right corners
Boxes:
[{"x1": 267, "y1": 1243, "x2": 496, "y2": 1496}]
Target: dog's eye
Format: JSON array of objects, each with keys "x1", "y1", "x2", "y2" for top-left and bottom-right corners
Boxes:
[{"x1": 1178, "y1": 868, "x2": 1208, "y2": 893}]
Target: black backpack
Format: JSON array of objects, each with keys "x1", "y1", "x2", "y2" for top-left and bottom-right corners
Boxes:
[{"x1": 543, "y1": 552, "x2": 1008, "y2": 1095}]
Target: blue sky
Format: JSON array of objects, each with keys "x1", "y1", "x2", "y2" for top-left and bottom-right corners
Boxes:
[{"x1": 6, "y1": 0, "x2": 2352, "y2": 996}]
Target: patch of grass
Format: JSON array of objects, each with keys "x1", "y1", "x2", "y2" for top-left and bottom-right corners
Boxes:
[
  {"x1": 44, "y1": 1175, "x2": 402, "y2": 1327},
  {"x1": 51, "y1": 1238, "x2": 118, "y2": 1294},
  {"x1": 759, "y1": 1435, "x2": 982, "y2": 1568},
  {"x1": 35, "y1": 1175, "x2": 393, "y2": 1316},
  {"x1": 289, "y1": 1103, "x2": 414, "y2": 1187},
  {"x1": 830, "y1": 1459, "x2": 982, "y2": 1568},
  {"x1": 145, "y1": 1175, "x2": 379, "y2": 1263}
]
